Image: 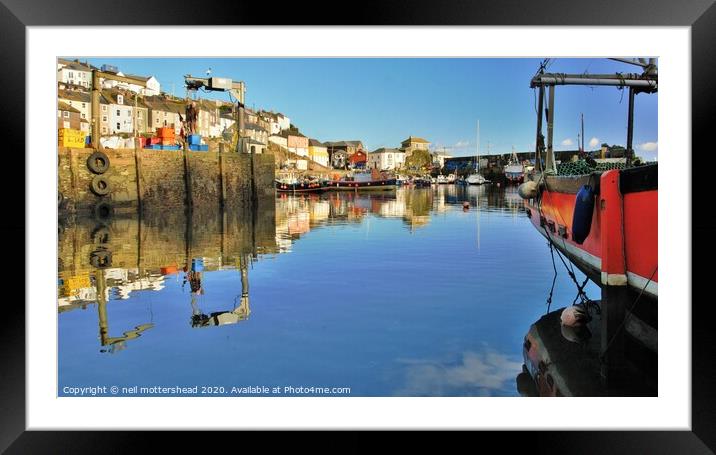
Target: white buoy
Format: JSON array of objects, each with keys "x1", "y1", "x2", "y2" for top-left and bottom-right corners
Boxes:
[{"x1": 560, "y1": 305, "x2": 589, "y2": 327}]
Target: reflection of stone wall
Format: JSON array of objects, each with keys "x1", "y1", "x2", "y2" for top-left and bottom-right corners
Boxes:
[
  {"x1": 58, "y1": 148, "x2": 275, "y2": 215},
  {"x1": 58, "y1": 206, "x2": 278, "y2": 277}
]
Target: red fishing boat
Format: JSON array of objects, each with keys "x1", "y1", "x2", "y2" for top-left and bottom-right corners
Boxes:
[{"x1": 519, "y1": 59, "x2": 658, "y2": 358}]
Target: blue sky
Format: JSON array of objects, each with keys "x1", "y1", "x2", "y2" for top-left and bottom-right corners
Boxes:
[{"x1": 77, "y1": 57, "x2": 658, "y2": 160}]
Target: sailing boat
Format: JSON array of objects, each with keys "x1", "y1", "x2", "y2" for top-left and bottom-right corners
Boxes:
[
  {"x1": 466, "y1": 120, "x2": 488, "y2": 185},
  {"x1": 504, "y1": 146, "x2": 525, "y2": 184}
]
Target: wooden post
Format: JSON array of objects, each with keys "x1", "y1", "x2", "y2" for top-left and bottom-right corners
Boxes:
[
  {"x1": 134, "y1": 148, "x2": 143, "y2": 215},
  {"x1": 545, "y1": 85, "x2": 556, "y2": 173},
  {"x1": 599, "y1": 169, "x2": 629, "y2": 386}
]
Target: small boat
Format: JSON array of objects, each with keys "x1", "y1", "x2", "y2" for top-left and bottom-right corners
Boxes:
[
  {"x1": 504, "y1": 148, "x2": 525, "y2": 184},
  {"x1": 436, "y1": 175, "x2": 449, "y2": 184},
  {"x1": 328, "y1": 172, "x2": 397, "y2": 191},
  {"x1": 275, "y1": 177, "x2": 328, "y2": 193},
  {"x1": 411, "y1": 177, "x2": 432, "y2": 188},
  {"x1": 466, "y1": 173, "x2": 487, "y2": 185}
]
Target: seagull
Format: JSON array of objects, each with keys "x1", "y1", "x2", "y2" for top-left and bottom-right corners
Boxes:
[{"x1": 206, "y1": 68, "x2": 212, "y2": 77}]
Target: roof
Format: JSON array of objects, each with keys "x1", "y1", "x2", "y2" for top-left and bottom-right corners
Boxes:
[
  {"x1": 308, "y1": 139, "x2": 325, "y2": 147},
  {"x1": 124, "y1": 74, "x2": 152, "y2": 82},
  {"x1": 58, "y1": 89, "x2": 91, "y2": 103},
  {"x1": 370, "y1": 147, "x2": 402, "y2": 154},
  {"x1": 323, "y1": 140, "x2": 363, "y2": 148},
  {"x1": 402, "y1": 136, "x2": 430, "y2": 145},
  {"x1": 244, "y1": 122, "x2": 267, "y2": 132},
  {"x1": 58, "y1": 101, "x2": 80, "y2": 113},
  {"x1": 58, "y1": 58, "x2": 98, "y2": 71},
  {"x1": 279, "y1": 129, "x2": 306, "y2": 138}
]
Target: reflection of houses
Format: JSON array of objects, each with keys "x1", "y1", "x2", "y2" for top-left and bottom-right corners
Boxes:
[
  {"x1": 367, "y1": 147, "x2": 405, "y2": 170},
  {"x1": 400, "y1": 136, "x2": 430, "y2": 158}
]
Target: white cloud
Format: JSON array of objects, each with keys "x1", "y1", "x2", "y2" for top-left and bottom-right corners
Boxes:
[
  {"x1": 588, "y1": 137, "x2": 600, "y2": 148},
  {"x1": 454, "y1": 140, "x2": 469, "y2": 148},
  {"x1": 561, "y1": 138, "x2": 574, "y2": 146},
  {"x1": 394, "y1": 349, "x2": 523, "y2": 396},
  {"x1": 638, "y1": 141, "x2": 658, "y2": 152}
]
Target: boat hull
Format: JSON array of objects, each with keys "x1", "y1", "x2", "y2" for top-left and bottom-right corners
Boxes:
[
  {"x1": 523, "y1": 165, "x2": 657, "y2": 300},
  {"x1": 327, "y1": 178, "x2": 397, "y2": 191},
  {"x1": 275, "y1": 181, "x2": 328, "y2": 193}
]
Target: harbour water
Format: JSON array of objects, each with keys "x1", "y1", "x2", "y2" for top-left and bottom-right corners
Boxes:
[{"x1": 58, "y1": 184, "x2": 601, "y2": 397}]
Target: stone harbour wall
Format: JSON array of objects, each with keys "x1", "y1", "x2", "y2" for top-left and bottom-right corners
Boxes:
[{"x1": 58, "y1": 147, "x2": 276, "y2": 216}]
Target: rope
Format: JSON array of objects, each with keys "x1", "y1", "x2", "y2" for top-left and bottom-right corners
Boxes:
[{"x1": 534, "y1": 172, "x2": 596, "y2": 314}]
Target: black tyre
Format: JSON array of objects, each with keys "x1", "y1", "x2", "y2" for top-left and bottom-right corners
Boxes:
[
  {"x1": 90, "y1": 249, "x2": 112, "y2": 269},
  {"x1": 91, "y1": 225, "x2": 111, "y2": 245},
  {"x1": 90, "y1": 175, "x2": 111, "y2": 196},
  {"x1": 87, "y1": 151, "x2": 110, "y2": 174},
  {"x1": 93, "y1": 201, "x2": 113, "y2": 221}
]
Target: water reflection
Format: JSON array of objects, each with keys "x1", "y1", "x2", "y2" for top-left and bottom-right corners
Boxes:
[{"x1": 58, "y1": 184, "x2": 576, "y2": 396}]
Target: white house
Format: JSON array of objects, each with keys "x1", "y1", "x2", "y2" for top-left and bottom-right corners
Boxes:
[
  {"x1": 57, "y1": 59, "x2": 94, "y2": 88},
  {"x1": 368, "y1": 148, "x2": 405, "y2": 170},
  {"x1": 268, "y1": 134, "x2": 288, "y2": 150},
  {"x1": 105, "y1": 91, "x2": 134, "y2": 134},
  {"x1": 100, "y1": 71, "x2": 161, "y2": 96},
  {"x1": 431, "y1": 150, "x2": 452, "y2": 168}
]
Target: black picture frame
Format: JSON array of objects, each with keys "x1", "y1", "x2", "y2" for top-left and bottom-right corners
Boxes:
[{"x1": 4, "y1": 0, "x2": 714, "y2": 451}]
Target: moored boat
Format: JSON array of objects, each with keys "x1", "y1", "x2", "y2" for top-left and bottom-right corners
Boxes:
[
  {"x1": 276, "y1": 176, "x2": 329, "y2": 193},
  {"x1": 466, "y1": 173, "x2": 487, "y2": 185},
  {"x1": 518, "y1": 59, "x2": 658, "y2": 359},
  {"x1": 328, "y1": 171, "x2": 396, "y2": 191}
]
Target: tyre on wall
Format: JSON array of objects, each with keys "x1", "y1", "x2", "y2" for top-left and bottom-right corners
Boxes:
[
  {"x1": 93, "y1": 201, "x2": 113, "y2": 222},
  {"x1": 87, "y1": 151, "x2": 110, "y2": 174},
  {"x1": 90, "y1": 175, "x2": 111, "y2": 196}
]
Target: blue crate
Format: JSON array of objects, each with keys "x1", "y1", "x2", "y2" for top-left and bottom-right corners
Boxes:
[
  {"x1": 161, "y1": 145, "x2": 182, "y2": 150},
  {"x1": 188, "y1": 134, "x2": 202, "y2": 145},
  {"x1": 189, "y1": 144, "x2": 208, "y2": 151},
  {"x1": 144, "y1": 144, "x2": 162, "y2": 149}
]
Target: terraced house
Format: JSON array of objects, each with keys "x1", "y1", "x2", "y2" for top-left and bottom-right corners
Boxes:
[{"x1": 400, "y1": 136, "x2": 431, "y2": 158}]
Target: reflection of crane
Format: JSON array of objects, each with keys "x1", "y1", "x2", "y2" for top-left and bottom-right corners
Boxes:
[
  {"x1": 94, "y1": 267, "x2": 154, "y2": 354},
  {"x1": 188, "y1": 254, "x2": 252, "y2": 328}
]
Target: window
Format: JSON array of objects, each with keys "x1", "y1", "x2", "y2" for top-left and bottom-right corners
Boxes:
[
  {"x1": 102, "y1": 116, "x2": 107, "y2": 122},
  {"x1": 117, "y1": 94, "x2": 123, "y2": 105},
  {"x1": 102, "y1": 105, "x2": 107, "y2": 112},
  {"x1": 116, "y1": 110, "x2": 120, "y2": 116},
  {"x1": 63, "y1": 111, "x2": 69, "y2": 118},
  {"x1": 68, "y1": 71, "x2": 74, "y2": 78},
  {"x1": 82, "y1": 103, "x2": 86, "y2": 108},
  {"x1": 81, "y1": 113, "x2": 85, "y2": 119},
  {"x1": 116, "y1": 123, "x2": 120, "y2": 130},
  {"x1": 127, "y1": 110, "x2": 131, "y2": 117},
  {"x1": 102, "y1": 127, "x2": 107, "y2": 134}
]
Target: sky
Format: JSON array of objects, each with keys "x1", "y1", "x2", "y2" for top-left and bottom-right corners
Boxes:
[{"x1": 76, "y1": 57, "x2": 658, "y2": 160}]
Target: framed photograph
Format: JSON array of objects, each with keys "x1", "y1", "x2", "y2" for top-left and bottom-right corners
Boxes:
[{"x1": 6, "y1": 0, "x2": 714, "y2": 450}]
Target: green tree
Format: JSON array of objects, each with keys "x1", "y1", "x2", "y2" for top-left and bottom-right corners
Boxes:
[{"x1": 405, "y1": 149, "x2": 432, "y2": 171}]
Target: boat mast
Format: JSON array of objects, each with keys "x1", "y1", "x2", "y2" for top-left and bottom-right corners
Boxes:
[{"x1": 476, "y1": 119, "x2": 480, "y2": 173}]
